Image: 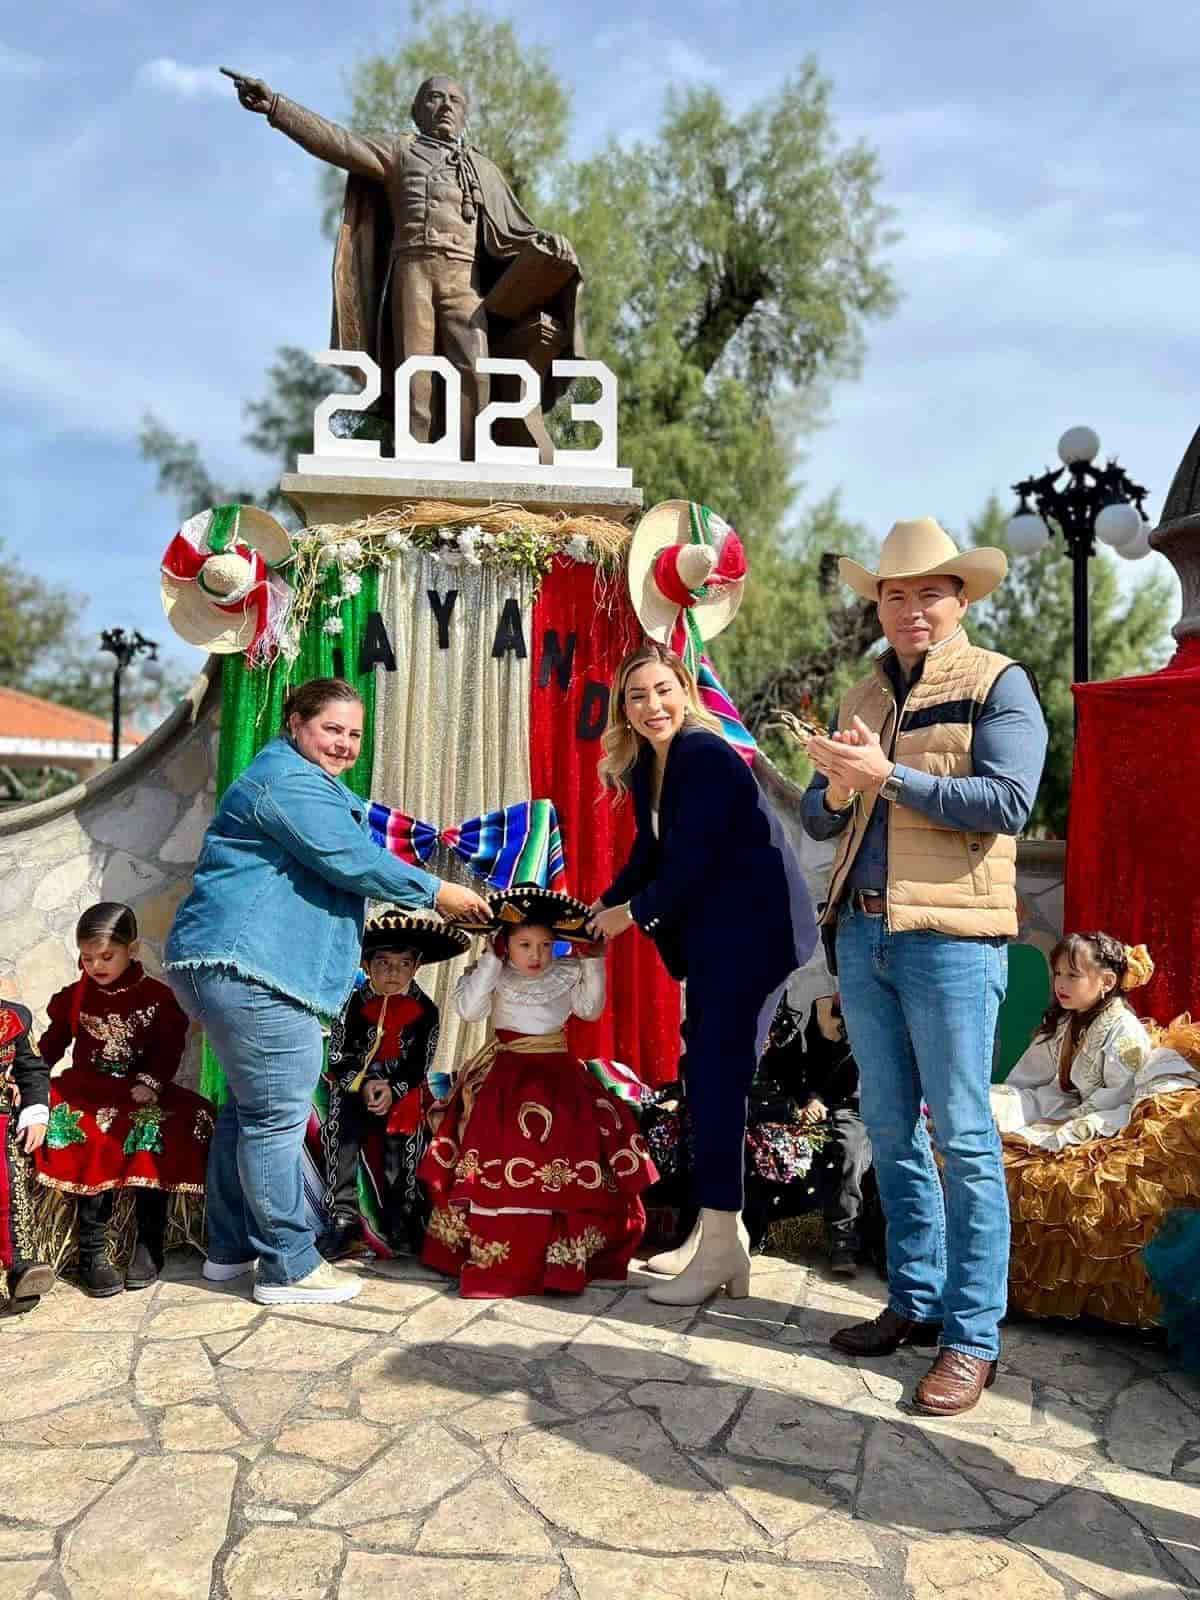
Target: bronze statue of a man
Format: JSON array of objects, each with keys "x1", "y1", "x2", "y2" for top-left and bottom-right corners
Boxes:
[{"x1": 230, "y1": 71, "x2": 582, "y2": 460}]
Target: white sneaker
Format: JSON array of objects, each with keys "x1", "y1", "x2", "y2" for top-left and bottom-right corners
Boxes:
[
  {"x1": 203, "y1": 1258, "x2": 257, "y2": 1282},
  {"x1": 253, "y1": 1260, "x2": 363, "y2": 1305}
]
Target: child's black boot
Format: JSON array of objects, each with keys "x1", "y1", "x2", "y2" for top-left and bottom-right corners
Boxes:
[
  {"x1": 126, "y1": 1189, "x2": 168, "y2": 1290},
  {"x1": 77, "y1": 1193, "x2": 123, "y2": 1297}
]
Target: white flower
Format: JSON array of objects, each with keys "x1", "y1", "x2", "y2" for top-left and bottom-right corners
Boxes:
[
  {"x1": 566, "y1": 534, "x2": 595, "y2": 564},
  {"x1": 384, "y1": 530, "x2": 411, "y2": 552},
  {"x1": 340, "y1": 571, "x2": 363, "y2": 597},
  {"x1": 479, "y1": 530, "x2": 497, "y2": 548},
  {"x1": 337, "y1": 538, "x2": 363, "y2": 564},
  {"x1": 317, "y1": 527, "x2": 341, "y2": 545},
  {"x1": 279, "y1": 629, "x2": 300, "y2": 662},
  {"x1": 322, "y1": 615, "x2": 344, "y2": 637},
  {"x1": 318, "y1": 542, "x2": 339, "y2": 567},
  {"x1": 438, "y1": 548, "x2": 465, "y2": 569},
  {"x1": 438, "y1": 526, "x2": 459, "y2": 544},
  {"x1": 460, "y1": 523, "x2": 484, "y2": 543},
  {"x1": 462, "y1": 547, "x2": 483, "y2": 567}
]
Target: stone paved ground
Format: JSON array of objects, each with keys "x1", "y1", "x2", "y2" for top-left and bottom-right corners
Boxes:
[{"x1": 2, "y1": 1250, "x2": 1198, "y2": 1600}]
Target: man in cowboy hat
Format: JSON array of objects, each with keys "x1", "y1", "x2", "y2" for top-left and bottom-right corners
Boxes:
[{"x1": 801, "y1": 517, "x2": 1047, "y2": 1416}]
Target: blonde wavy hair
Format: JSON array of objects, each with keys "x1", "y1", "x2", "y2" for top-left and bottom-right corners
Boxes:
[{"x1": 597, "y1": 641, "x2": 725, "y2": 798}]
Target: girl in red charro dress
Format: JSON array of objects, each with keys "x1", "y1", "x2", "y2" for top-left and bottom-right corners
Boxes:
[
  {"x1": 420, "y1": 888, "x2": 656, "y2": 1297},
  {"x1": 35, "y1": 903, "x2": 212, "y2": 1296}
]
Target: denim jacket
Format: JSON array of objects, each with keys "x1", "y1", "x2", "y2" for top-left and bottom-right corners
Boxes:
[{"x1": 165, "y1": 736, "x2": 440, "y2": 1017}]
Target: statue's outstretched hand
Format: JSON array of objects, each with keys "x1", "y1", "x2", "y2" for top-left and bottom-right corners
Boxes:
[{"x1": 221, "y1": 67, "x2": 274, "y2": 114}]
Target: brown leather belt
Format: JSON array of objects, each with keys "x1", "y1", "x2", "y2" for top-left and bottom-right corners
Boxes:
[{"x1": 851, "y1": 890, "x2": 886, "y2": 916}]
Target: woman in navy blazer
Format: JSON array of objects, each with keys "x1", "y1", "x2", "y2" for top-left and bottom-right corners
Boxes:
[{"x1": 590, "y1": 641, "x2": 818, "y2": 1304}]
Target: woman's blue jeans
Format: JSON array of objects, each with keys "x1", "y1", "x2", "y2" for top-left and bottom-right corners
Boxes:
[
  {"x1": 835, "y1": 908, "x2": 1010, "y2": 1361},
  {"x1": 168, "y1": 967, "x2": 323, "y2": 1286}
]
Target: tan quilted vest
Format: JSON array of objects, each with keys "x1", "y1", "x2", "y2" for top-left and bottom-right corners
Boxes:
[{"x1": 823, "y1": 629, "x2": 1021, "y2": 937}]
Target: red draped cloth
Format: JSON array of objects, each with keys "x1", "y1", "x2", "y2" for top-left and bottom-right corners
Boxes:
[
  {"x1": 530, "y1": 558, "x2": 681, "y2": 1084},
  {"x1": 1065, "y1": 636, "x2": 1200, "y2": 1021}
]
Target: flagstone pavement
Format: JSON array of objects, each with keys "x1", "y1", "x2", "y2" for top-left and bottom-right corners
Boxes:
[{"x1": 1, "y1": 1249, "x2": 1198, "y2": 1600}]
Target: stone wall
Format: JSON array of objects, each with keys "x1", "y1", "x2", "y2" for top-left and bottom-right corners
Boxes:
[{"x1": 0, "y1": 662, "x2": 220, "y2": 1088}]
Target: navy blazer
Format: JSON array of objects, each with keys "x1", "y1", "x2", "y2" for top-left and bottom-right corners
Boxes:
[{"x1": 601, "y1": 724, "x2": 818, "y2": 989}]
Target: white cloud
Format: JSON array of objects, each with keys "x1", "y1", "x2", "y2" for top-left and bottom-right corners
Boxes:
[
  {"x1": 592, "y1": 20, "x2": 722, "y2": 85},
  {"x1": 136, "y1": 58, "x2": 227, "y2": 101},
  {"x1": 0, "y1": 42, "x2": 44, "y2": 78}
]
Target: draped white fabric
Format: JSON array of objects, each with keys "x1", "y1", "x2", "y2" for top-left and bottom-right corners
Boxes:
[{"x1": 370, "y1": 552, "x2": 535, "y2": 1070}]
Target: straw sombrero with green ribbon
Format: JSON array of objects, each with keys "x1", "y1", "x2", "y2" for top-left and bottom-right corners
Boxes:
[{"x1": 160, "y1": 504, "x2": 293, "y2": 663}]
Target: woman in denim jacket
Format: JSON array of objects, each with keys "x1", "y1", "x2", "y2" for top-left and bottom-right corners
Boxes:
[{"x1": 165, "y1": 677, "x2": 489, "y2": 1305}]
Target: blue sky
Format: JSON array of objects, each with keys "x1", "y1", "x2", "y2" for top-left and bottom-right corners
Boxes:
[{"x1": 5, "y1": 0, "x2": 1196, "y2": 676}]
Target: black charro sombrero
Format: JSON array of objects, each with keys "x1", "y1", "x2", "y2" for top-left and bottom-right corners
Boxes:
[
  {"x1": 361, "y1": 910, "x2": 471, "y2": 965},
  {"x1": 461, "y1": 885, "x2": 592, "y2": 940}
]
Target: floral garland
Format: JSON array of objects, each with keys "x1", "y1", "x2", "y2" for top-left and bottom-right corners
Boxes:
[{"x1": 277, "y1": 503, "x2": 631, "y2": 656}]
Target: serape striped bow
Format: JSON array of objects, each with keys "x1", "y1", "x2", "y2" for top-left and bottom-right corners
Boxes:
[
  {"x1": 667, "y1": 504, "x2": 757, "y2": 766},
  {"x1": 367, "y1": 798, "x2": 566, "y2": 892}
]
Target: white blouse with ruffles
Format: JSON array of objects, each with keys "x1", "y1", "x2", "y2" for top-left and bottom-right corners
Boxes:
[
  {"x1": 990, "y1": 999, "x2": 1152, "y2": 1150},
  {"x1": 454, "y1": 949, "x2": 606, "y2": 1034}
]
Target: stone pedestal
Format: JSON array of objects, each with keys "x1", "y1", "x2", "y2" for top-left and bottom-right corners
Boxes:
[
  {"x1": 280, "y1": 471, "x2": 643, "y2": 529},
  {"x1": 1151, "y1": 424, "x2": 1200, "y2": 641}
]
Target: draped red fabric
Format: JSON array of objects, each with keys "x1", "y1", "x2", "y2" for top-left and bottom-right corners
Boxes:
[
  {"x1": 529, "y1": 557, "x2": 681, "y2": 1084},
  {"x1": 1065, "y1": 638, "x2": 1200, "y2": 1021}
]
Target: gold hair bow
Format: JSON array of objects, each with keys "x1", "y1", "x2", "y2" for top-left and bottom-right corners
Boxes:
[{"x1": 1121, "y1": 944, "x2": 1155, "y2": 991}]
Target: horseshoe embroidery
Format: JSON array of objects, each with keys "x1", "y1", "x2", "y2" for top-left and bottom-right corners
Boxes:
[{"x1": 518, "y1": 1100, "x2": 554, "y2": 1143}]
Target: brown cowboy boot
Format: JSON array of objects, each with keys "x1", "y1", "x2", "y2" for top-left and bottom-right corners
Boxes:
[
  {"x1": 829, "y1": 1306, "x2": 942, "y2": 1357},
  {"x1": 913, "y1": 1349, "x2": 998, "y2": 1416}
]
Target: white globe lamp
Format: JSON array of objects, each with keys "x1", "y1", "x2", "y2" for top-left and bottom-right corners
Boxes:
[
  {"x1": 1115, "y1": 523, "x2": 1151, "y2": 561},
  {"x1": 1094, "y1": 500, "x2": 1143, "y2": 550},
  {"x1": 1005, "y1": 511, "x2": 1051, "y2": 556},
  {"x1": 1058, "y1": 426, "x2": 1101, "y2": 466}
]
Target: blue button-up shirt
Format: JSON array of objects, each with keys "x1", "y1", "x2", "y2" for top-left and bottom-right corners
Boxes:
[
  {"x1": 801, "y1": 643, "x2": 1046, "y2": 895},
  {"x1": 166, "y1": 736, "x2": 440, "y2": 1017}
]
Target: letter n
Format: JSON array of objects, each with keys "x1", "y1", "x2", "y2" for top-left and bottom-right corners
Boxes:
[{"x1": 538, "y1": 629, "x2": 577, "y2": 690}]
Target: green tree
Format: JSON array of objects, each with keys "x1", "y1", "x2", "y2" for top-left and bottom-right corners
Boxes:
[
  {"x1": 964, "y1": 497, "x2": 1174, "y2": 836},
  {"x1": 0, "y1": 541, "x2": 178, "y2": 805}
]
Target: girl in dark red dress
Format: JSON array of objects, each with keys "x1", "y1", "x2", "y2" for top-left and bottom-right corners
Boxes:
[
  {"x1": 35, "y1": 903, "x2": 212, "y2": 1296},
  {"x1": 420, "y1": 888, "x2": 656, "y2": 1298}
]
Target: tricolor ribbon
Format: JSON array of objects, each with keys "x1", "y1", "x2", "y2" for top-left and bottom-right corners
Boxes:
[
  {"x1": 665, "y1": 504, "x2": 757, "y2": 765},
  {"x1": 367, "y1": 798, "x2": 567, "y2": 893},
  {"x1": 162, "y1": 506, "x2": 291, "y2": 666}
]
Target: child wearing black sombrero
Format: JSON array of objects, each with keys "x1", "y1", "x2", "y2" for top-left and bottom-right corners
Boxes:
[
  {"x1": 316, "y1": 911, "x2": 467, "y2": 1261},
  {"x1": 419, "y1": 886, "x2": 657, "y2": 1297}
]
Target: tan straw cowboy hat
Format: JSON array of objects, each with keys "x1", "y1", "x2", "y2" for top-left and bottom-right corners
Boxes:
[{"x1": 838, "y1": 517, "x2": 1008, "y2": 604}]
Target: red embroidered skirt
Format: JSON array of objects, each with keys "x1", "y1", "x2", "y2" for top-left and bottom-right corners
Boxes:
[
  {"x1": 34, "y1": 1070, "x2": 213, "y2": 1197},
  {"x1": 418, "y1": 1031, "x2": 657, "y2": 1298}
]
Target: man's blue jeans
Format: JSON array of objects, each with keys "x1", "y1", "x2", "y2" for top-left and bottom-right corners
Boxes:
[
  {"x1": 168, "y1": 967, "x2": 323, "y2": 1286},
  {"x1": 835, "y1": 908, "x2": 1009, "y2": 1360}
]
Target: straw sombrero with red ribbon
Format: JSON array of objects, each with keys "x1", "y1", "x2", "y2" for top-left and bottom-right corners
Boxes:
[
  {"x1": 160, "y1": 505, "x2": 293, "y2": 664},
  {"x1": 627, "y1": 500, "x2": 747, "y2": 654}
]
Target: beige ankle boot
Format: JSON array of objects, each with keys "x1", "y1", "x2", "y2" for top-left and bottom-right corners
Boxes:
[
  {"x1": 645, "y1": 1216, "x2": 702, "y2": 1276},
  {"x1": 646, "y1": 1208, "x2": 751, "y2": 1305}
]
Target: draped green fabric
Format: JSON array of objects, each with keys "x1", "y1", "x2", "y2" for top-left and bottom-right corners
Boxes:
[{"x1": 199, "y1": 567, "x2": 380, "y2": 1103}]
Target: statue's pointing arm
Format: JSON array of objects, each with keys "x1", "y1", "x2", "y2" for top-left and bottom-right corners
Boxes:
[{"x1": 229, "y1": 73, "x2": 393, "y2": 184}]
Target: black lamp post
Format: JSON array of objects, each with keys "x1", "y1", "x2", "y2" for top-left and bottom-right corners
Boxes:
[
  {"x1": 99, "y1": 628, "x2": 160, "y2": 763},
  {"x1": 1005, "y1": 426, "x2": 1150, "y2": 684}
]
